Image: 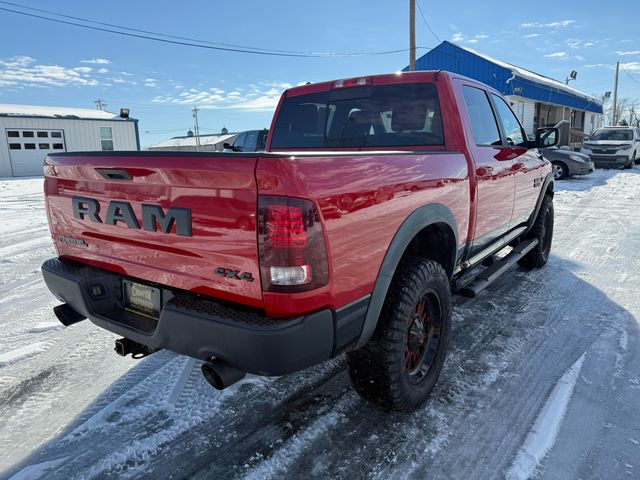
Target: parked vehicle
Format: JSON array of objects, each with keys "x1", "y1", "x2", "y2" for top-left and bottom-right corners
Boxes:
[
  {"x1": 223, "y1": 129, "x2": 268, "y2": 152},
  {"x1": 41, "y1": 71, "x2": 558, "y2": 411},
  {"x1": 542, "y1": 146, "x2": 594, "y2": 180},
  {"x1": 580, "y1": 126, "x2": 640, "y2": 169}
]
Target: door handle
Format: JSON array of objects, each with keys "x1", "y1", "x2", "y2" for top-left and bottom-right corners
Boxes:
[{"x1": 96, "y1": 168, "x2": 132, "y2": 181}]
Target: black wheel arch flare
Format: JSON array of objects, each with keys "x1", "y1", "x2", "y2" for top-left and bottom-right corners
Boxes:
[{"x1": 355, "y1": 203, "x2": 458, "y2": 348}]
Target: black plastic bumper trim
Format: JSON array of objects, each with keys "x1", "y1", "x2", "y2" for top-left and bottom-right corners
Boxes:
[{"x1": 41, "y1": 258, "x2": 368, "y2": 376}]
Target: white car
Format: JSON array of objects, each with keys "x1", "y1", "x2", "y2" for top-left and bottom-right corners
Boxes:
[{"x1": 581, "y1": 126, "x2": 640, "y2": 169}]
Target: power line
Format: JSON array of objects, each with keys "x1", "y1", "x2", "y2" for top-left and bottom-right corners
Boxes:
[
  {"x1": 140, "y1": 128, "x2": 189, "y2": 135},
  {"x1": 620, "y1": 66, "x2": 640, "y2": 86},
  {"x1": 0, "y1": 4, "x2": 431, "y2": 58},
  {"x1": 416, "y1": 1, "x2": 441, "y2": 43},
  {"x1": 0, "y1": 0, "x2": 313, "y2": 56}
]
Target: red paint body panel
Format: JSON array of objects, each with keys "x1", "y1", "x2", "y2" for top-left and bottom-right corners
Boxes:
[
  {"x1": 42, "y1": 71, "x2": 550, "y2": 321},
  {"x1": 44, "y1": 154, "x2": 264, "y2": 308},
  {"x1": 257, "y1": 152, "x2": 469, "y2": 317}
]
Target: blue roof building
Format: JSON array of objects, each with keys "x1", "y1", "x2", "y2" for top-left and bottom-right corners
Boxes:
[{"x1": 410, "y1": 42, "x2": 604, "y2": 144}]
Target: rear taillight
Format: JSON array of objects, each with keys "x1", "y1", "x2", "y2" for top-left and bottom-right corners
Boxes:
[{"x1": 258, "y1": 196, "x2": 329, "y2": 292}]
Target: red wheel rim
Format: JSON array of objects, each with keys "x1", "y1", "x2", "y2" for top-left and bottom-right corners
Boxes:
[{"x1": 404, "y1": 291, "x2": 442, "y2": 381}]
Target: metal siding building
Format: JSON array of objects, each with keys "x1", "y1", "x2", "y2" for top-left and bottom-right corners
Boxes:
[
  {"x1": 0, "y1": 104, "x2": 139, "y2": 177},
  {"x1": 411, "y1": 42, "x2": 604, "y2": 143}
]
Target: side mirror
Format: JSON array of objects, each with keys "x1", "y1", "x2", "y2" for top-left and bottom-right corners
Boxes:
[
  {"x1": 223, "y1": 143, "x2": 231, "y2": 149},
  {"x1": 535, "y1": 127, "x2": 559, "y2": 148}
]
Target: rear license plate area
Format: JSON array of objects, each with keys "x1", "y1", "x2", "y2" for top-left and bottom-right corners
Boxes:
[{"x1": 123, "y1": 280, "x2": 161, "y2": 320}]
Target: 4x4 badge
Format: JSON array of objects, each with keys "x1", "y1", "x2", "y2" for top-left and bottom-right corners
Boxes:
[{"x1": 215, "y1": 267, "x2": 255, "y2": 282}]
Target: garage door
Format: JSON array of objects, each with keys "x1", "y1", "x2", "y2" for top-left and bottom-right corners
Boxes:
[{"x1": 6, "y1": 129, "x2": 66, "y2": 176}]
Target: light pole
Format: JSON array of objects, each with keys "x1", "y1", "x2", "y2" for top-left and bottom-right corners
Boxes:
[
  {"x1": 192, "y1": 107, "x2": 201, "y2": 151},
  {"x1": 565, "y1": 70, "x2": 577, "y2": 85},
  {"x1": 409, "y1": 0, "x2": 416, "y2": 71},
  {"x1": 612, "y1": 62, "x2": 620, "y2": 125}
]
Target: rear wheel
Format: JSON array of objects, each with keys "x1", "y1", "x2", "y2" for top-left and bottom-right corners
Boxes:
[
  {"x1": 551, "y1": 162, "x2": 568, "y2": 180},
  {"x1": 346, "y1": 258, "x2": 451, "y2": 412},
  {"x1": 518, "y1": 195, "x2": 554, "y2": 270}
]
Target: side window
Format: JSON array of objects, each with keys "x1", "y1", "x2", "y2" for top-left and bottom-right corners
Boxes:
[
  {"x1": 462, "y1": 86, "x2": 501, "y2": 146},
  {"x1": 99, "y1": 127, "x2": 114, "y2": 151},
  {"x1": 244, "y1": 131, "x2": 258, "y2": 151},
  {"x1": 491, "y1": 94, "x2": 526, "y2": 147},
  {"x1": 233, "y1": 133, "x2": 247, "y2": 151}
]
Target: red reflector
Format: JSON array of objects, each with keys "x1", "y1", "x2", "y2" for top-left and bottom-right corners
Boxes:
[{"x1": 332, "y1": 77, "x2": 372, "y2": 89}]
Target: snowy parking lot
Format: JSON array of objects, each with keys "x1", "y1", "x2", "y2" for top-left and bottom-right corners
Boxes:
[{"x1": 1, "y1": 169, "x2": 639, "y2": 479}]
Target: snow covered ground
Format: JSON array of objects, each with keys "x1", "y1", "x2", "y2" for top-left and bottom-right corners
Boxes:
[{"x1": 1, "y1": 169, "x2": 639, "y2": 479}]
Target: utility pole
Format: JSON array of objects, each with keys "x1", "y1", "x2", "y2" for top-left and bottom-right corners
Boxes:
[
  {"x1": 94, "y1": 98, "x2": 107, "y2": 111},
  {"x1": 409, "y1": 0, "x2": 416, "y2": 71},
  {"x1": 612, "y1": 61, "x2": 620, "y2": 125},
  {"x1": 192, "y1": 106, "x2": 201, "y2": 151}
]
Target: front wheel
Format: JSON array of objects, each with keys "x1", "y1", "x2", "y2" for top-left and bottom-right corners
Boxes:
[
  {"x1": 551, "y1": 162, "x2": 568, "y2": 180},
  {"x1": 624, "y1": 157, "x2": 633, "y2": 169},
  {"x1": 518, "y1": 195, "x2": 554, "y2": 270},
  {"x1": 346, "y1": 258, "x2": 451, "y2": 412}
]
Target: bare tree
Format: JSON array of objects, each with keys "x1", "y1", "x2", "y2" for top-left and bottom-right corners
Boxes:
[{"x1": 602, "y1": 97, "x2": 640, "y2": 126}]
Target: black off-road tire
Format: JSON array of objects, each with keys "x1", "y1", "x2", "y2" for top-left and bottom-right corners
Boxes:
[
  {"x1": 634, "y1": 153, "x2": 639, "y2": 165},
  {"x1": 518, "y1": 195, "x2": 554, "y2": 270},
  {"x1": 346, "y1": 258, "x2": 451, "y2": 412},
  {"x1": 624, "y1": 157, "x2": 633, "y2": 169}
]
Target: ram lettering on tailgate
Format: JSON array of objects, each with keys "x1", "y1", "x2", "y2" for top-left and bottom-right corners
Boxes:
[{"x1": 71, "y1": 196, "x2": 192, "y2": 236}]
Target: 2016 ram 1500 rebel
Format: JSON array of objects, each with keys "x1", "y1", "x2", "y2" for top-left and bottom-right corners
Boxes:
[{"x1": 41, "y1": 71, "x2": 558, "y2": 411}]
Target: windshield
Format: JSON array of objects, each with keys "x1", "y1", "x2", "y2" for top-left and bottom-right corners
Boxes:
[
  {"x1": 270, "y1": 83, "x2": 443, "y2": 149},
  {"x1": 590, "y1": 129, "x2": 633, "y2": 141}
]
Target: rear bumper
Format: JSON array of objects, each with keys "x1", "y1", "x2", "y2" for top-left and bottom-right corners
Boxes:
[{"x1": 41, "y1": 258, "x2": 368, "y2": 376}]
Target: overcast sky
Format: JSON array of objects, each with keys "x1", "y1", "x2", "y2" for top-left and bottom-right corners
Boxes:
[{"x1": 0, "y1": 0, "x2": 638, "y2": 147}]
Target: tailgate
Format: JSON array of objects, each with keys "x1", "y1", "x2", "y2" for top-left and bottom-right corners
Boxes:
[{"x1": 44, "y1": 152, "x2": 262, "y2": 308}]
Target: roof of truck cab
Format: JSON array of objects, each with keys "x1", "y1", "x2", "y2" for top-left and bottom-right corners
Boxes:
[{"x1": 283, "y1": 71, "x2": 443, "y2": 97}]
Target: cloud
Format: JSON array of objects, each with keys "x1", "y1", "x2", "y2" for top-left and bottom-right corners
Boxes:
[
  {"x1": 616, "y1": 50, "x2": 640, "y2": 56},
  {"x1": 109, "y1": 76, "x2": 137, "y2": 85},
  {"x1": 144, "y1": 78, "x2": 157, "y2": 88},
  {"x1": 451, "y1": 32, "x2": 489, "y2": 44},
  {"x1": 621, "y1": 61, "x2": 640, "y2": 72},
  {"x1": 521, "y1": 20, "x2": 575, "y2": 28},
  {"x1": 81, "y1": 57, "x2": 111, "y2": 65},
  {"x1": 97, "y1": 67, "x2": 109, "y2": 74},
  {"x1": 0, "y1": 55, "x2": 101, "y2": 88},
  {"x1": 151, "y1": 81, "x2": 293, "y2": 112},
  {"x1": 565, "y1": 39, "x2": 598, "y2": 49},
  {"x1": 544, "y1": 52, "x2": 568, "y2": 58},
  {"x1": 524, "y1": 33, "x2": 540, "y2": 38}
]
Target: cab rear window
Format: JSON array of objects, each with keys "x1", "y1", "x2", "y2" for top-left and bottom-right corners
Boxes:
[{"x1": 270, "y1": 83, "x2": 444, "y2": 149}]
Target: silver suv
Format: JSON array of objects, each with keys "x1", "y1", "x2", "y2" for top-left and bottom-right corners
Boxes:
[{"x1": 581, "y1": 126, "x2": 640, "y2": 169}]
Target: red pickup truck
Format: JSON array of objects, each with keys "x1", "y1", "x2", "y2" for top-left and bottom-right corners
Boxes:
[{"x1": 42, "y1": 71, "x2": 558, "y2": 411}]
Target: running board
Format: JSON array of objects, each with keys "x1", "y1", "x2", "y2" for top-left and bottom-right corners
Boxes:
[{"x1": 456, "y1": 239, "x2": 539, "y2": 298}]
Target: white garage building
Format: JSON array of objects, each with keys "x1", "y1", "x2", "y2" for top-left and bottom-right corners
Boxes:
[{"x1": 0, "y1": 104, "x2": 140, "y2": 177}]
